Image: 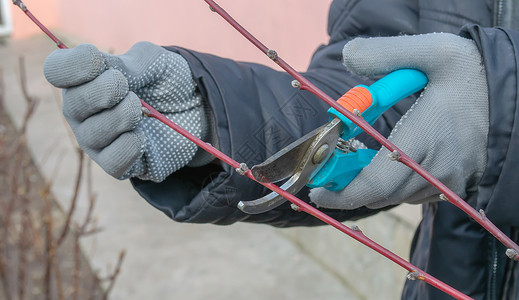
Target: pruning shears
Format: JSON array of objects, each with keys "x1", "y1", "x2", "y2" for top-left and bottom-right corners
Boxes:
[{"x1": 238, "y1": 69, "x2": 428, "y2": 214}]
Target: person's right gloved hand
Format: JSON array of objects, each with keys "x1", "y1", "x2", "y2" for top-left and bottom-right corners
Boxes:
[
  {"x1": 310, "y1": 33, "x2": 489, "y2": 209},
  {"x1": 44, "y1": 42, "x2": 213, "y2": 182}
]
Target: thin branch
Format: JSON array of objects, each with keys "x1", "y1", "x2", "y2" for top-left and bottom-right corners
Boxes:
[
  {"x1": 18, "y1": 56, "x2": 39, "y2": 135},
  {"x1": 18, "y1": 196, "x2": 29, "y2": 300},
  {"x1": 0, "y1": 226, "x2": 8, "y2": 300},
  {"x1": 17, "y1": 153, "x2": 39, "y2": 300},
  {"x1": 0, "y1": 68, "x2": 4, "y2": 113},
  {"x1": 2, "y1": 138, "x2": 24, "y2": 296},
  {"x1": 2, "y1": 57, "x2": 37, "y2": 246},
  {"x1": 0, "y1": 244, "x2": 8, "y2": 299},
  {"x1": 51, "y1": 85, "x2": 77, "y2": 147},
  {"x1": 22, "y1": 156, "x2": 43, "y2": 257},
  {"x1": 77, "y1": 227, "x2": 103, "y2": 237},
  {"x1": 78, "y1": 158, "x2": 97, "y2": 235},
  {"x1": 73, "y1": 238, "x2": 80, "y2": 300},
  {"x1": 53, "y1": 252, "x2": 65, "y2": 300},
  {"x1": 37, "y1": 137, "x2": 64, "y2": 171},
  {"x1": 0, "y1": 68, "x2": 8, "y2": 300},
  {"x1": 56, "y1": 149, "x2": 84, "y2": 246},
  {"x1": 41, "y1": 181, "x2": 54, "y2": 300},
  {"x1": 102, "y1": 250, "x2": 126, "y2": 300}
]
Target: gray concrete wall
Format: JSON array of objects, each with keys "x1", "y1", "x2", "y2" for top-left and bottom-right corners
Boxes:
[{"x1": 278, "y1": 205, "x2": 420, "y2": 299}]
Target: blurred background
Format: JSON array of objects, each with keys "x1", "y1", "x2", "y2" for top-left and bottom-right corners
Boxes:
[
  {"x1": 9, "y1": 0, "x2": 331, "y2": 71},
  {"x1": 0, "y1": 0, "x2": 420, "y2": 299}
]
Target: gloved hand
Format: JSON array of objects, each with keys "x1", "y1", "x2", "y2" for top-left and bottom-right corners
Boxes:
[
  {"x1": 44, "y1": 42, "x2": 213, "y2": 182},
  {"x1": 310, "y1": 33, "x2": 489, "y2": 209}
]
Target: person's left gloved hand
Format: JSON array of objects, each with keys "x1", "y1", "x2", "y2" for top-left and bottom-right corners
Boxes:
[
  {"x1": 44, "y1": 42, "x2": 214, "y2": 182},
  {"x1": 310, "y1": 33, "x2": 489, "y2": 209}
]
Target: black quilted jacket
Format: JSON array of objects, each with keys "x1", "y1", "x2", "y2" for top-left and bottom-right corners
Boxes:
[{"x1": 131, "y1": 1, "x2": 519, "y2": 298}]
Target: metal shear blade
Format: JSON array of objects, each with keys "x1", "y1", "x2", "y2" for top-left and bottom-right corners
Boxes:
[
  {"x1": 250, "y1": 122, "x2": 328, "y2": 183},
  {"x1": 238, "y1": 118, "x2": 343, "y2": 214}
]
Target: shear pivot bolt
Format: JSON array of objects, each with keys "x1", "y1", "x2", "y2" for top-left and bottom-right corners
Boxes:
[
  {"x1": 313, "y1": 144, "x2": 330, "y2": 164},
  {"x1": 336, "y1": 138, "x2": 357, "y2": 153}
]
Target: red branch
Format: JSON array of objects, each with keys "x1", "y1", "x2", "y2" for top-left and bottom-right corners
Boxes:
[
  {"x1": 202, "y1": 0, "x2": 519, "y2": 259},
  {"x1": 140, "y1": 101, "x2": 471, "y2": 299}
]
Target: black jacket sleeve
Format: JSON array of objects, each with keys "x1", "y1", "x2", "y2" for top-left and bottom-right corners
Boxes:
[
  {"x1": 129, "y1": 0, "x2": 420, "y2": 227},
  {"x1": 461, "y1": 25, "x2": 519, "y2": 227}
]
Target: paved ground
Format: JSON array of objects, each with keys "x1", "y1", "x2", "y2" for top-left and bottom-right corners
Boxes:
[{"x1": 1, "y1": 34, "x2": 362, "y2": 299}]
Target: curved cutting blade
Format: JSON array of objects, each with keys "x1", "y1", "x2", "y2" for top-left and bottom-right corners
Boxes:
[
  {"x1": 251, "y1": 123, "x2": 328, "y2": 183},
  {"x1": 237, "y1": 177, "x2": 299, "y2": 214},
  {"x1": 240, "y1": 118, "x2": 343, "y2": 214}
]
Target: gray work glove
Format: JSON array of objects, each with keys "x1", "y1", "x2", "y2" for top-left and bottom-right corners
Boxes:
[
  {"x1": 44, "y1": 42, "x2": 213, "y2": 182},
  {"x1": 310, "y1": 33, "x2": 489, "y2": 209}
]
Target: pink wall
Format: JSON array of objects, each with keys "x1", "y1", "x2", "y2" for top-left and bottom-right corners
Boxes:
[
  {"x1": 11, "y1": 0, "x2": 333, "y2": 71},
  {"x1": 11, "y1": 0, "x2": 60, "y2": 39}
]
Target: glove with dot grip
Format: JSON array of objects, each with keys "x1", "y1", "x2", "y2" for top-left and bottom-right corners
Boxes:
[{"x1": 44, "y1": 42, "x2": 214, "y2": 182}]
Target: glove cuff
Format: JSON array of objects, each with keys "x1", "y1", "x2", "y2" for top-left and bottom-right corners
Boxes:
[{"x1": 188, "y1": 98, "x2": 218, "y2": 167}]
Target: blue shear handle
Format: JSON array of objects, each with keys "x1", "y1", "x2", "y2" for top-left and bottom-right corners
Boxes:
[
  {"x1": 308, "y1": 69, "x2": 428, "y2": 191},
  {"x1": 328, "y1": 69, "x2": 428, "y2": 141},
  {"x1": 308, "y1": 148, "x2": 378, "y2": 191}
]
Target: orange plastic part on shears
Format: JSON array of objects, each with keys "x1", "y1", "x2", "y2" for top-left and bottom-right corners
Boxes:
[{"x1": 337, "y1": 86, "x2": 373, "y2": 114}]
